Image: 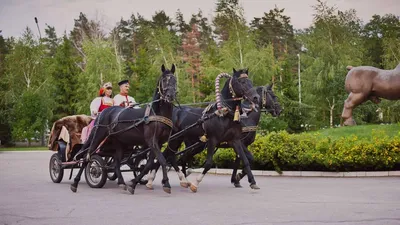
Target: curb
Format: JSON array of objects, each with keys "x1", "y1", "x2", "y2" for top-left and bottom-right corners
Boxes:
[
  {"x1": 1, "y1": 151, "x2": 399, "y2": 177},
  {"x1": 189, "y1": 168, "x2": 400, "y2": 177}
]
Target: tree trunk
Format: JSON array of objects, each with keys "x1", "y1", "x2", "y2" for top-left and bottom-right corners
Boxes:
[
  {"x1": 327, "y1": 97, "x2": 335, "y2": 128},
  {"x1": 41, "y1": 128, "x2": 45, "y2": 147}
]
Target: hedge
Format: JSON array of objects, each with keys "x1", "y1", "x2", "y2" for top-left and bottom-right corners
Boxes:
[{"x1": 190, "y1": 130, "x2": 400, "y2": 173}]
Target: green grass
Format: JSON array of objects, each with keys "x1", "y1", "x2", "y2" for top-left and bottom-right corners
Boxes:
[
  {"x1": 0, "y1": 146, "x2": 48, "y2": 151},
  {"x1": 306, "y1": 124, "x2": 400, "y2": 140}
]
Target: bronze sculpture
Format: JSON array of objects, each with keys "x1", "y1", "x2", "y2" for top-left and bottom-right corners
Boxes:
[{"x1": 341, "y1": 63, "x2": 400, "y2": 126}]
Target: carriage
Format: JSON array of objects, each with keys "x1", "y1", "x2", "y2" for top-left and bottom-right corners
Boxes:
[
  {"x1": 47, "y1": 114, "x2": 149, "y2": 188},
  {"x1": 48, "y1": 64, "x2": 281, "y2": 194}
]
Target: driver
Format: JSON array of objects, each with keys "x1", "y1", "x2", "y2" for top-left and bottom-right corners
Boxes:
[{"x1": 113, "y1": 79, "x2": 140, "y2": 108}]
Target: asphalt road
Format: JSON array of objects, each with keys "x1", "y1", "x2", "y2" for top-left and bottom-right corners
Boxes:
[{"x1": 1, "y1": 151, "x2": 400, "y2": 225}]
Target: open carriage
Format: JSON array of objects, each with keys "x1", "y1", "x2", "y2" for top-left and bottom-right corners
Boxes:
[{"x1": 47, "y1": 114, "x2": 149, "y2": 188}]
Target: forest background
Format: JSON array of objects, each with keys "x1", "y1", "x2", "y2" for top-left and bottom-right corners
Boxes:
[{"x1": 0, "y1": 0, "x2": 399, "y2": 146}]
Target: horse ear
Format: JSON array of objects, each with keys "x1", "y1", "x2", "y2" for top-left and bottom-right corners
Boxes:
[
  {"x1": 171, "y1": 64, "x2": 175, "y2": 74},
  {"x1": 161, "y1": 64, "x2": 166, "y2": 73},
  {"x1": 233, "y1": 68, "x2": 237, "y2": 73}
]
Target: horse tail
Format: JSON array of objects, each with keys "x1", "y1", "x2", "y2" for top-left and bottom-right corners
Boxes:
[{"x1": 346, "y1": 65, "x2": 353, "y2": 71}]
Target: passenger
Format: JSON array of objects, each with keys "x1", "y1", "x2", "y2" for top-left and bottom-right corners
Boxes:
[
  {"x1": 81, "y1": 82, "x2": 114, "y2": 143},
  {"x1": 113, "y1": 79, "x2": 140, "y2": 109}
]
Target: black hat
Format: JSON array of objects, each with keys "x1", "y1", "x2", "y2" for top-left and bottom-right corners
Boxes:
[{"x1": 118, "y1": 80, "x2": 129, "y2": 86}]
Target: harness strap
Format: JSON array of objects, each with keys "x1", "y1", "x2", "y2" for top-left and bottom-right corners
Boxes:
[
  {"x1": 242, "y1": 126, "x2": 258, "y2": 133},
  {"x1": 147, "y1": 115, "x2": 173, "y2": 128},
  {"x1": 108, "y1": 119, "x2": 145, "y2": 136}
]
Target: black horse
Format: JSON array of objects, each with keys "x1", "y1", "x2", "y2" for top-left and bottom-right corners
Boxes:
[
  {"x1": 70, "y1": 64, "x2": 177, "y2": 194},
  {"x1": 146, "y1": 83, "x2": 282, "y2": 189},
  {"x1": 183, "y1": 84, "x2": 282, "y2": 187},
  {"x1": 145, "y1": 68, "x2": 260, "y2": 192}
]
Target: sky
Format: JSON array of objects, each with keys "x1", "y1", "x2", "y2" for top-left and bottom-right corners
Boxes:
[{"x1": 0, "y1": 0, "x2": 399, "y2": 38}]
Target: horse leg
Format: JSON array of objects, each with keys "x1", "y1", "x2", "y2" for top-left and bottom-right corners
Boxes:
[
  {"x1": 233, "y1": 145, "x2": 254, "y2": 187},
  {"x1": 231, "y1": 155, "x2": 242, "y2": 188},
  {"x1": 182, "y1": 142, "x2": 206, "y2": 177},
  {"x1": 70, "y1": 126, "x2": 108, "y2": 193},
  {"x1": 133, "y1": 140, "x2": 171, "y2": 194},
  {"x1": 341, "y1": 92, "x2": 366, "y2": 126},
  {"x1": 189, "y1": 138, "x2": 216, "y2": 193},
  {"x1": 165, "y1": 142, "x2": 189, "y2": 188},
  {"x1": 151, "y1": 141, "x2": 171, "y2": 194},
  {"x1": 127, "y1": 153, "x2": 155, "y2": 194},
  {"x1": 231, "y1": 140, "x2": 259, "y2": 189},
  {"x1": 114, "y1": 144, "x2": 126, "y2": 190},
  {"x1": 70, "y1": 158, "x2": 88, "y2": 193}
]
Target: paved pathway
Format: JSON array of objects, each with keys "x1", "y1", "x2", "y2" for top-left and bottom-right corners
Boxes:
[{"x1": 1, "y1": 151, "x2": 400, "y2": 225}]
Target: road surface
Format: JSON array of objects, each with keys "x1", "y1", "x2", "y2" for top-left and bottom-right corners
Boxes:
[{"x1": 1, "y1": 151, "x2": 400, "y2": 225}]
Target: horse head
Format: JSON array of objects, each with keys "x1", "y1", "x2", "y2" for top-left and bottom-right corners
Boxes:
[
  {"x1": 229, "y1": 68, "x2": 260, "y2": 109},
  {"x1": 261, "y1": 84, "x2": 282, "y2": 117},
  {"x1": 158, "y1": 64, "x2": 178, "y2": 103}
]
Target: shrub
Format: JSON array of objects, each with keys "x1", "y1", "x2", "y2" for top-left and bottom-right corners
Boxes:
[{"x1": 188, "y1": 129, "x2": 400, "y2": 172}]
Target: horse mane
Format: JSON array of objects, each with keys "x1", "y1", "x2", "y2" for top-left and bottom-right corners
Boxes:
[{"x1": 151, "y1": 76, "x2": 162, "y2": 113}]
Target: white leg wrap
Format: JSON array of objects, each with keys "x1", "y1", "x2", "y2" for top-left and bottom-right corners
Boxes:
[
  {"x1": 177, "y1": 171, "x2": 188, "y2": 183},
  {"x1": 192, "y1": 173, "x2": 205, "y2": 187},
  {"x1": 146, "y1": 170, "x2": 156, "y2": 188}
]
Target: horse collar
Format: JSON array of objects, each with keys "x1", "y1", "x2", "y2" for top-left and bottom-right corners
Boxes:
[
  {"x1": 229, "y1": 78, "x2": 236, "y2": 98},
  {"x1": 262, "y1": 86, "x2": 267, "y2": 108}
]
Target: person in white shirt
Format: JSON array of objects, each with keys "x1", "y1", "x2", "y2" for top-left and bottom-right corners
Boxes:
[{"x1": 113, "y1": 79, "x2": 140, "y2": 108}]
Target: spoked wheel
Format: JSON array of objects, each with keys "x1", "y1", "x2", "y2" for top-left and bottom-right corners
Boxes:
[
  {"x1": 105, "y1": 157, "x2": 117, "y2": 181},
  {"x1": 133, "y1": 151, "x2": 149, "y2": 185},
  {"x1": 49, "y1": 153, "x2": 64, "y2": 183},
  {"x1": 84, "y1": 155, "x2": 107, "y2": 188}
]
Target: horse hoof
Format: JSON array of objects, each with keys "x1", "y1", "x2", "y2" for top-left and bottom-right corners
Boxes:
[
  {"x1": 127, "y1": 186, "x2": 135, "y2": 195},
  {"x1": 139, "y1": 180, "x2": 148, "y2": 185},
  {"x1": 250, "y1": 184, "x2": 260, "y2": 190},
  {"x1": 236, "y1": 173, "x2": 242, "y2": 182},
  {"x1": 70, "y1": 185, "x2": 77, "y2": 193},
  {"x1": 234, "y1": 183, "x2": 242, "y2": 188},
  {"x1": 119, "y1": 184, "x2": 127, "y2": 190},
  {"x1": 146, "y1": 183, "x2": 154, "y2": 190},
  {"x1": 163, "y1": 187, "x2": 171, "y2": 194},
  {"x1": 180, "y1": 182, "x2": 189, "y2": 188},
  {"x1": 189, "y1": 183, "x2": 198, "y2": 193}
]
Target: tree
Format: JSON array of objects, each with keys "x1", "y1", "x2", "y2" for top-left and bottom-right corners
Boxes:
[
  {"x1": 0, "y1": 31, "x2": 13, "y2": 145},
  {"x1": 250, "y1": 6, "x2": 298, "y2": 57},
  {"x1": 213, "y1": 0, "x2": 245, "y2": 42},
  {"x1": 362, "y1": 14, "x2": 400, "y2": 68},
  {"x1": 4, "y1": 27, "x2": 52, "y2": 144},
  {"x1": 182, "y1": 24, "x2": 202, "y2": 102},
  {"x1": 42, "y1": 24, "x2": 59, "y2": 57},
  {"x1": 175, "y1": 9, "x2": 190, "y2": 38},
  {"x1": 74, "y1": 38, "x2": 124, "y2": 114},
  {"x1": 50, "y1": 35, "x2": 81, "y2": 121},
  {"x1": 11, "y1": 91, "x2": 51, "y2": 146},
  {"x1": 152, "y1": 10, "x2": 175, "y2": 32},
  {"x1": 299, "y1": 0, "x2": 365, "y2": 128}
]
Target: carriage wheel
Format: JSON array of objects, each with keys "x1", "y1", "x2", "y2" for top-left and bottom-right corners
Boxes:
[
  {"x1": 105, "y1": 157, "x2": 117, "y2": 181},
  {"x1": 84, "y1": 155, "x2": 107, "y2": 188},
  {"x1": 133, "y1": 153, "x2": 149, "y2": 185},
  {"x1": 49, "y1": 153, "x2": 64, "y2": 183}
]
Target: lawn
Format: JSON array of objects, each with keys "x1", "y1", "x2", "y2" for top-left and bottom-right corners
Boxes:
[
  {"x1": 0, "y1": 146, "x2": 48, "y2": 151},
  {"x1": 307, "y1": 123, "x2": 400, "y2": 140}
]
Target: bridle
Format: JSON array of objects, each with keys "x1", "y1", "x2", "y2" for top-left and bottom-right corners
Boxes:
[
  {"x1": 229, "y1": 73, "x2": 257, "y2": 104},
  {"x1": 157, "y1": 73, "x2": 177, "y2": 101},
  {"x1": 262, "y1": 85, "x2": 279, "y2": 114}
]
